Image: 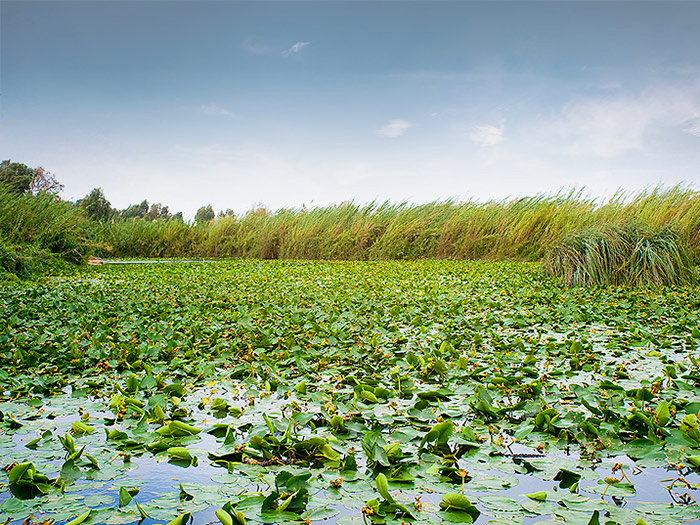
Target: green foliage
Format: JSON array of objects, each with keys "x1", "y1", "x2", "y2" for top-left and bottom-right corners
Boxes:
[
  {"x1": 1, "y1": 260, "x2": 700, "y2": 523},
  {"x1": 544, "y1": 224, "x2": 696, "y2": 287},
  {"x1": 0, "y1": 186, "x2": 90, "y2": 277},
  {"x1": 0, "y1": 160, "x2": 35, "y2": 194},
  {"x1": 7, "y1": 461, "x2": 54, "y2": 499},
  {"x1": 121, "y1": 200, "x2": 150, "y2": 219},
  {"x1": 78, "y1": 187, "x2": 114, "y2": 221},
  {"x1": 94, "y1": 185, "x2": 700, "y2": 262},
  {"x1": 195, "y1": 204, "x2": 215, "y2": 224},
  {"x1": 120, "y1": 199, "x2": 176, "y2": 221},
  {"x1": 97, "y1": 217, "x2": 194, "y2": 258}
]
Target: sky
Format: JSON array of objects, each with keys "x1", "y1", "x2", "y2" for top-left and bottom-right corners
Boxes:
[{"x1": 1, "y1": 1, "x2": 700, "y2": 220}]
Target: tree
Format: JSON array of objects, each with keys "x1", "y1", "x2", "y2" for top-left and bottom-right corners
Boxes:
[
  {"x1": 195, "y1": 205, "x2": 215, "y2": 224},
  {"x1": 1, "y1": 160, "x2": 64, "y2": 197},
  {"x1": 122, "y1": 200, "x2": 149, "y2": 219},
  {"x1": 29, "y1": 166, "x2": 64, "y2": 195},
  {"x1": 0, "y1": 160, "x2": 35, "y2": 194},
  {"x1": 146, "y1": 203, "x2": 170, "y2": 221},
  {"x1": 78, "y1": 188, "x2": 113, "y2": 221}
]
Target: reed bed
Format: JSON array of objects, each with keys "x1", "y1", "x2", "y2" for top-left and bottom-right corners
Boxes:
[
  {"x1": 543, "y1": 224, "x2": 696, "y2": 287},
  {"x1": 2, "y1": 184, "x2": 699, "y2": 279},
  {"x1": 0, "y1": 186, "x2": 88, "y2": 263},
  {"x1": 97, "y1": 185, "x2": 700, "y2": 263}
]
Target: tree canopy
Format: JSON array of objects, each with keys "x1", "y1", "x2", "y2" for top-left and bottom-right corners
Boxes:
[{"x1": 78, "y1": 188, "x2": 113, "y2": 222}]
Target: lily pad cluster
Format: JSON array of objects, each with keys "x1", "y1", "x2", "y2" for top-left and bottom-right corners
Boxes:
[{"x1": 1, "y1": 260, "x2": 700, "y2": 524}]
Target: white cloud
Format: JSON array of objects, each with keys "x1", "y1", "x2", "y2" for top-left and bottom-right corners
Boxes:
[
  {"x1": 468, "y1": 124, "x2": 504, "y2": 147},
  {"x1": 242, "y1": 39, "x2": 268, "y2": 56},
  {"x1": 380, "y1": 72, "x2": 470, "y2": 81},
  {"x1": 281, "y1": 42, "x2": 310, "y2": 56},
  {"x1": 375, "y1": 119, "x2": 414, "y2": 138},
  {"x1": 551, "y1": 83, "x2": 700, "y2": 157},
  {"x1": 682, "y1": 117, "x2": 700, "y2": 137},
  {"x1": 200, "y1": 104, "x2": 234, "y2": 117}
]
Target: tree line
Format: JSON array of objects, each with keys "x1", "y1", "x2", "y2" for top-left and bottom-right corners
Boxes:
[{"x1": 1, "y1": 159, "x2": 219, "y2": 224}]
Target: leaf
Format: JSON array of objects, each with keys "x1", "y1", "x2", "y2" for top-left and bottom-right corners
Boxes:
[
  {"x1": 687, "y1": 455, "x2": 700, "y2": 469},
  {"x1": 276, "y1": 491, "x2": 297, "y2": 512},
  {"x1": 375, "y1": 473, "x2": 394, "y2": 504},
  {"x1": 8, "y1": 462, "x2": 35, "y2": 484},
  {"x1": 437, "y1": 510, "x2": 475, "y2": 523},
  {"x1": 420, "y1": 420, "x2": 454, "y2": 447},
  {"x1": 655, "y1": 401, "x2": 671, "y2": 427},
  {"x1": 553, "y1": 468, "x2": 582, "y2": 489},
  {"x1": 587, "y1": 510, "x2": 600, "y2": 525},
  {"x1": 118, "y1": 487, "x2": 133, "y2": 507},
  {"x1": 107, "y1": 428, "x2": 128, "y2": 441},
  {"x1": 526, "y1": 491, "x2": 547, "y2": 501},
  {"x1": 65, "y1": 510, "x2": 92, "y2": 525},
  {"x1": 157, "y1": 421, "x2": 201, "y2": 437},
  {"x1": 71, "y1": 421, "x2": 95, "y2": 435},
  {"x1": 216, "y1": 509, "x2": 233, "y2": 525},
  {"x1": 167, "y1": 447, "x2": 193, "y2": 461},
  {"x1": 165, "y1": 513, "x2": 191, "y2": 525},
  {"x1": 126, "y1": 374, "x2": 140, "y2": 394},
  {"x1": 136, "y1": 501, "x2": 149, "y2": 519},
  {"x1": 211, "y1": 398, "x2": 228, "y2": 412},
  {"x1": 360, "y1": 390, "x2": 378, "y2": 404},
  {"x1": 439, "y1": 493, "x2": 480, "y2": 521}
]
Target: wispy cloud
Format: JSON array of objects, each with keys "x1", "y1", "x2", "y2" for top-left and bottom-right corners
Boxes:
[
  {"x1": 552, "y1": 84, "x2": 700, "y2": 157},
  {"x1": 375, "y1": 119, "x2": 414, "y2": 138},
  {"x1": 683, "y1": 117, "x2": 700, "y2": 137},
  {"x1": 242, "y1": 39, "x2": 268, "y2": 56},
  {"x1": 468, "y1": 124, "x2": 504, "y2": 147},
  {"x1": 599, "y1": 81, "x2": 622, "y2": 90},
  {"x1": 282, "y1": 42, "x2": 310, "y2": 57},
  {"x1": 200, "y1": 104, "x2": 234, "y2": 117},
  {"x1": 380, "y1": 72, "x2": 468, "y2": 81}
]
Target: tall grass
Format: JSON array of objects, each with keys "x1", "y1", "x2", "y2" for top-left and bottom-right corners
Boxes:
[
  {"x1": 0, "y1": 186, "x2": 89, "y2": 264},
  {"x1": 543, "y1": 224, "x2": 695, "y2": 287},
  {"x1": 2, "y1": 182, "x2": 698, "y2": 283},
  {"x1": 91, "y1": 185, "x2": 700, "y2": 264},
  {"x1": 98, "y1": 218, "x2": 194, "y2": 258}
]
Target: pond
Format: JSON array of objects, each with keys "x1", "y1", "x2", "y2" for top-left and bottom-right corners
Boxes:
[{"x1": 2, "y1": 260, "x2": 700, "y2": 524}]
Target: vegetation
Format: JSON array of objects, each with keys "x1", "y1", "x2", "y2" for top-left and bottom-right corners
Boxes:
[
  {"x1": 195, "y1": 204, "x2": 215, "y2": 224},
  {"x1": 0, "y1": 161, "x2": 64, "y2": 196},
  {"x1": 1, "y1": 260, "x2": 700, "y2": 523},
  {"x1": 0, "y1": 185, "x2": 89, "y2": 272},
  {"x1": 544, "y1": 224, "x2": 697, "y2": 287},
  {"x1": 93, "y1": 186, "x2": 700, "y2": 265},
  {"x1": 2, "y1": 158, "x2": 699, "y2": 285}
]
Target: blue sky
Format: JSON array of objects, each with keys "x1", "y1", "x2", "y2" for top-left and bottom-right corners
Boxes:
[{"x1": 2, "y1": 1, "x2": 699, "y2": 219}]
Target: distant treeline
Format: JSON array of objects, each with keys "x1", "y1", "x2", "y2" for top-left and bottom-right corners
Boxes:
[{"x1": 1, "y1": 159, "x2": 699, "y2": 279}]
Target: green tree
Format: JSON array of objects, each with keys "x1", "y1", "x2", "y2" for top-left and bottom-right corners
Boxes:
[
  {"x1": 146, "y1": 203, "x2": 171, "y2": 221},
  {"x1": 0, "y1": 160, "x2": 35, "y2": 194},
  {"x1": 78, "y1": 188, "x2": 114, "y2": 221},
  {"x1": 122, "y1": 200, "x2": 149, "y2": 219},
  {"x1": 195, "y1": 205, "x2": 215, "y2": 224}
]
